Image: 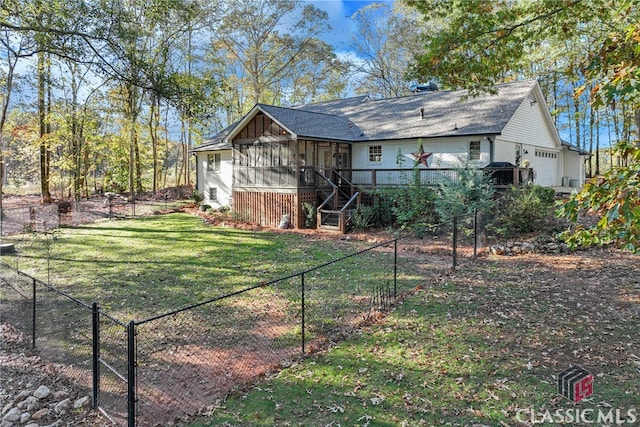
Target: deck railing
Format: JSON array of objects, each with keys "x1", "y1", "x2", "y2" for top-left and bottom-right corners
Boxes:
[
  {"x1": 337, "y1": 167, "x2": 532, "y2": 189},
  {"x1": 232, "y1": 166, "x2": 531, "y2": 190}
]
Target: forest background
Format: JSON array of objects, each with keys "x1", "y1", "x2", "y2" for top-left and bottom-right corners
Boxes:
[{"x1": 1, "y1": 0, "x2": 638, "y2": 210}]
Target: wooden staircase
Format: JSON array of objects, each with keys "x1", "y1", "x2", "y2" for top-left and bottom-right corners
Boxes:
[{"x1": 315, "y1": 170, "x2": 360, "y2": 233}]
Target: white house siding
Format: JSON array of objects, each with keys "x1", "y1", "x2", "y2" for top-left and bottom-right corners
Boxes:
[
  {"x1": 196, "y1": 151, "x2": 233, "y2": 208},
  {"x1": 351, "y1": 138, "x2": 490, "y2": 170},
  {"x1": 499, "y1": 95, "x2": 562, "y2": 186},
  {"x1": 562, "y1": 148, "x2": 585, "y2": 187}
]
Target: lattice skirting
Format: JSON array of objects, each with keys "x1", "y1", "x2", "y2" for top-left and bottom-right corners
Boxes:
[{"x1": 233, "y1": 190, "x2": 317, "y2": 229}]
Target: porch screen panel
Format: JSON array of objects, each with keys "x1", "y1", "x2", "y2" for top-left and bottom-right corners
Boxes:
[{"x1": 234, "y1": 140, "x2": 295, "y2": 188}]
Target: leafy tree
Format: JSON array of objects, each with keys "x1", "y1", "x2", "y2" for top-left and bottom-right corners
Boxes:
[
  {"x1": 209, "y1": 0, "x2": 347, "y2": 121},
  {"x1": 350, "y1": 2, "x2": 433, "y2": 98},
  {"x1": 557, "y1": 142, "x2": 640, "y2": 252},
  {"x1": 407, "y1": 0, "x2": 640, "y2": 250}
]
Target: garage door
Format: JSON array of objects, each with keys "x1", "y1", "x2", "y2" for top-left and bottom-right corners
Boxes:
[{"x1": 532, "y1": 149, "x2": 559, "y2": 186}]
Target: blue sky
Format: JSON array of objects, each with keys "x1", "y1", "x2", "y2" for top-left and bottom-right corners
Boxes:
[{"x1": 306, "y1": 0, "x2": 395, "y2": 56}]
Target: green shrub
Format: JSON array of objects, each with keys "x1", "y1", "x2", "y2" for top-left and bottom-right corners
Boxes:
[
  {"x1": 491, "y1": 185, "x2": 556, "y2": 237},
  {"x1": 356, "y1": 184, "x2": 437, "y2": 231},
  {"x1": 385, "y1": 185, "x2": 437, "y2": 230},
  {"x1": 351, "y1": 205, "x2": 378, "y2": 230},
  {"x1": 555, "y1": 142, "x2": 640, "y2": 252},
  {"x1": 192, "y1": 190, "x2": 204, "y2": 203},
  {"x1": 434, "y1": 165, "x2": 494, "y2": 223},
  {"x1": 301, "y1": 202, "x2": 318, "y2": 228}
]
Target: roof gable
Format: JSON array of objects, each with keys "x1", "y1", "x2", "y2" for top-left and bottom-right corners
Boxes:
[
  {"x1": 193, "y1": 79, "x2": 542, "y2": 151},
  {"x1": 258, "y1": 104, "x2": 365, "y2": 141}
]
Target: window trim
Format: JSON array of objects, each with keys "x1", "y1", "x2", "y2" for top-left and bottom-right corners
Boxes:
[
  {"x1": 368, "y1": 145, "x2": 382, "y2": 163},
  {"x1": 209, "y1": 187, "x2": 218, "y2": 202},
  {"x1": 469, "y1": 140, "x2": 481, "y2": 161},
  {"x1": 207, "y1": 153, "x2": 221, "y2": 173}
]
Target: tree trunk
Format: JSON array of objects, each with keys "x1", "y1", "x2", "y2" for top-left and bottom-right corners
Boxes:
[
  {"x1": 134, "y1": 131, "x2": 143, "y2": 193},
  {"x1": 150, "y1": 94, "x2": 158, "y2": 193},
  {"x1": 595, "y1": 121, "x2": 600, "y2": 175},
  {"x1": 38, "y1": 49, "x2": 52, "y2": 203},
  {"x1": 587, "y1": 104, "x2": 594, "y2": 177},
  {"x1": 635, "y1": 108, "x2": 640, "y2": 147}
]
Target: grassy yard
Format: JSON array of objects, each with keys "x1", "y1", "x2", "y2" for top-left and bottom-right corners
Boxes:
[
  {"x1": 3, "y1": 212, "x2": 385, "y2": 321},
  {"x1": 2, "y1": 212, "x2": 638, "y2": 426},
  {"x1": 185, "y1": 249, "x2": 640, "y2": 426}
]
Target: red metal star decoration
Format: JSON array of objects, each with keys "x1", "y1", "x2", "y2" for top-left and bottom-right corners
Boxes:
[{"x1": 412, "y1": 145, "x2": 433, "y2": 167}]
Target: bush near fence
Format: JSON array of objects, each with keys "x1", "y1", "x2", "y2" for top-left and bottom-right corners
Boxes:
[{"x1": 0, "y1": 210, "x2": 484, "y2": 426}]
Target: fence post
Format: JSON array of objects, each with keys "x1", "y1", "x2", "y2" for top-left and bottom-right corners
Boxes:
[
  {"x1": 127, "y1": 320, "x2": 136, "y2": 427},
  {"x1": 393, "y1": 240, "x2": 397, "y2": 298},
  {"x1": 92, "y1": 302, "x2": 100, "y2": 411},
  {"x1": 473, "y1": 209, "x2": 478, "y2": 259},
  {"x1": 29, "y1": 206, "x2": 36, "y2": 231},
  {"x1": 31, "y1": 278, "x2": 36, "y2": 349},
  {"x1": 301, "y1": 273, "x2": 305, "y2": 356},
  {"x1": 452, "y1": 216, "x2": 458, "y2": 269}
]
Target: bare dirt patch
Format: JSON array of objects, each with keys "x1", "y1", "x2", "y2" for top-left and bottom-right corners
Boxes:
[{"x1": 2, "y1": 202, "x2": 638, "y2": 425}]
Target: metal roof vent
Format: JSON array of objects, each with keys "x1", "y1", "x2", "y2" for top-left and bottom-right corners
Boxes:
[{"x1": 410, "y1": 81, "x2": 439, "y2": 93}]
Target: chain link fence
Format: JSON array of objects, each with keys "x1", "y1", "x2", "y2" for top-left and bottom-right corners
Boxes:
[
  {"x1": 1, "y1": 209, "x2": 486, "y2": 426},
  {"x1": 0, "y1": 267, "x2": 95, "y2": 406},
  {"x1": 1, "y1": 197, "x2": 194, "y2": 236}
]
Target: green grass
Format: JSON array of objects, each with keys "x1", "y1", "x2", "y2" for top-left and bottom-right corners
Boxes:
[
  {"x1": 4, "y1": 213, "x2": 638, "y2": 426},
  {"x1": 3, "y1": 213, "x2": 379, "y2": 321},
  {"x1": 185, "y1": 253, "x2": 640, "y2": 426}
]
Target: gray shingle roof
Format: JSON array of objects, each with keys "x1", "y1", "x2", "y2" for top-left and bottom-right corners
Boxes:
[
  {"x1": 192, "y1": 80, "x2": 537, "y2": 150},
  {"x1": 297, "y1": 80, "x2": 536, "y2": 140},
  {"x1": 191, "y1": 123, "x2": 235, "y2": 152},
  {"x1": 258, "y1": 104, "x2": 365, "y2": 141}
]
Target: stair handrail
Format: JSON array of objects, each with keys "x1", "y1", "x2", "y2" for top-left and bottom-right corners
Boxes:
[
  {"x1": 332, "y1": 169, "x2": 358, "y2": 198},
  {"x1": 340, "y1": 191, "x2": 360, "y2": 212},
  {"x1": 315, "y1": 171, "x2": 339, "y2": 211}
]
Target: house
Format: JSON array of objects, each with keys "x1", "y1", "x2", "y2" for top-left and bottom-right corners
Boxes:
[{"x1": 192, "y1": 79, "x2": 588, "y2": 231}]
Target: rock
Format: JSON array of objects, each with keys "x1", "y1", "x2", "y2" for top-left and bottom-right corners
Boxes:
[
  {"x1": 33, "y1": 386, "x2": 50, "y2": 399},
  {"x1": 24, "y1": 424, "x2": 39, "y2": 427},
  {"x1": 18, "y1": 396, "x2": 38, "y2": 412},
  {"x1": 54, "y1": 398, "x2": 70, "y2": 414},
  {"x1": 31, "y1": 408, "x2": 48, "y2": 419},
  {"x1": 14, "y1": 390, "x2": 33, "y2": 401},
  {"x1": 1, "y1": 404, "x2": 12, "y2": 417},
  {"x1": 521, "y1": 242, "x2": 536, "y2": 252},
  {"x1": 51, "y1": 390, "x2": 68, "y2": 400},
  {"x1": 20, "y1": 412, "x2": 31, "y2": 423},
  {"x1": 490, "y1": 245, "x2": 505, "y2": 255},
  {"x1": 26, "y1": 398, "x2": 39, "y2": 413},
  {"x1": 73, "y1": 396, "x2": 90, "y2": 409},
  {"x1": 2, "y1": 407, "x2": 21, "y2": 422}
]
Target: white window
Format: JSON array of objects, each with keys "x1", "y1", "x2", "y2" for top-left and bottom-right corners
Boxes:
[
  {"x1": 368, "y1": 146, "x2": 382, "y2": 163},
  {"x1": 209, "y1": 187, "x2": 218, "y2": 202},
  {"x1": 207, "y1": 153, "x2": 221, "y2": 172},
  {"x1": 469, "y1": 141, "x2": 481, "y2": 161}
]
